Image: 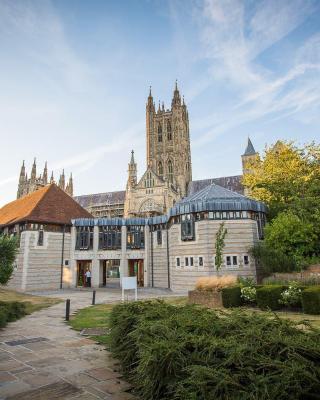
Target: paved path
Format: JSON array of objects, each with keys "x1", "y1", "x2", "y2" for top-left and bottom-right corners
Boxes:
[{"x1": 0, "y1": 288, "x2": 182, "y2": 399}]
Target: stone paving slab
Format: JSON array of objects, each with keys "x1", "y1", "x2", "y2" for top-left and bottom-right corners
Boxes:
[{"x1": 0, "y1": 288, "x2": 182, "y2": 399}]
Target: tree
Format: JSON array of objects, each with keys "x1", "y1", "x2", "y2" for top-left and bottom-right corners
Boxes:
[
  {"x1": 0, "y1": 235, "x2": 18, "y2": 285},
  {"x1": 242, "y1": 141, "x2": 320, "y2": 219},
  {"x1": 215, "y1": 223, "x2": 227, "y2": 272},
  {"x1": 264, "y1": 211, "x2": 317, "y2": 268}
]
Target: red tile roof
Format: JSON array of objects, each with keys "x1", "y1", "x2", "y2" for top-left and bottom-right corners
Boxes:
[{"x1": 0, "y1": 184, "x2": 92, "y2": 227}]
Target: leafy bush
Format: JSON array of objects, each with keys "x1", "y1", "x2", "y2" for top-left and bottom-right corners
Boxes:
[
  {"x1": 238, "y1": 276, "x2": 256, "y2": 287},
  {"x1": 109, "y1": 300, "x2": 320, "y2": 400},
  {"x1": 221, "y1": 286, "x2": 242, "y2": 308},
  {"x1": 279, "y1": 282, "x2": 303, "y2": 307},
  {"x1": 256, "y1": 285, "x2": 285, "y2": 310},
  {"x1": 0, "y1": 301, "x2": 27, "y2": 327},
  {"x1": 0, "y1": 235, "x2": 18, "y2": 285},
  {"x1": 195, "y1": 275, "x2": 237, "y2": 291},
  {"x1": 302, "y1": 287, "x2": 320, "y2": 315},
  {"x1": 241, "y1": 286, "x2": 257, "y2": 304}
]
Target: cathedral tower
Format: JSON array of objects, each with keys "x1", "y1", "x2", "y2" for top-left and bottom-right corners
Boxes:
[
  {"x1": 146, "y1": 82, "x2": 192, "y2": 197},
  {"x1": 241, "y1": 138, "x2": 259, "y2": 175}
]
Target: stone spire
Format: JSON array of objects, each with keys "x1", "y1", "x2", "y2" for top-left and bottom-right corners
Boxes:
[
  {"x1": 31, "y1": 158, "x2": 37, "y2": 183},
  {"x1": 59, "y1": 169, "x2": 65, "y2": 190},
  {"x1": 146, "y1": 85, "x2": 155, "y2": 111},
  {"x1": 67, "y1": 173, "x2": 73, "y2": 196},
  {"x1": 171, "y1": 80, "x2": 181, "y2": 107},
  {"x1": 17, "y1": 160, "x2": 26, "y2": 199},
  {"x1": 50, "y1": 171, "x2": 54, "y2": 184},
  {"x1": 243, "y1": 137, "x2": 257, "y2": 156},
  {"x1": 127, "y1": 150, "x2": 137, "y2": 188},
  {"x1": 43, "y1": 161, "x2": 48, "y2": 185}
]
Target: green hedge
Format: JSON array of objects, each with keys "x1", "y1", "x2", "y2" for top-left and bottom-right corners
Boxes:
[
  {"x1": 0, "y1": 301, "x2": 27, "y2": 328},
  {"x1": 256, "y1": 285, "x2": 286, "y2": 310},
  {"x1": 109, "y1": 300, "x2": 320, "y2": 400},
  {"x1": 302, "y1": 287, "x2": 320, "y2": 315},
  {"x1": 221, "y1": 286, "x2": 242, "y2": 308}
]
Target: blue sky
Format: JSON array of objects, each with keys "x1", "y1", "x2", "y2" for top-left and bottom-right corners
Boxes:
[{"x1": 0, "y1": 0, "x2": 319, "y2": 206}]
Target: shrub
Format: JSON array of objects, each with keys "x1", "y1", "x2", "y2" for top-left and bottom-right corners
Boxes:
[
  {"x1": 221, "y1": 286, "x2": 242, "y2": 308},
  {"x1": 256, "y1": 285, "x2": 285, "y2": 310},
  {"x1": 0, "y1": 301, "x2": 26, "y2": 326},
  {"x1": 0, "y1": 235, "x2": 18, "y2": 284},
  {"x1": 241, "y1": 286, "x2": 257, "y2": 304},
  {"x1": 0, "y1": 308, "x2": 8, "y2": 328},
  {"x1": 279, "y1": 282, "x2": 303, "y2": 307},
  {"x1": 109, "y1": 301, "x2": 320, "y2": 400},
  {"x1": 195, "y1": 275, "x2": 237, "y2": 291},
  {"x1": 302, "y1": 287, "x2": 320, "y2": 315}
]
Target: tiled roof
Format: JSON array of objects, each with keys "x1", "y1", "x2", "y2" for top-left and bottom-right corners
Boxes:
[
  {"x1": 74, "y1": 190, "x2": 126, "y2": 208},
  {"x1": 0, "y1": 184, "x2": 92, "y2": 227},
  {"x1": 188, "y1": 175, "x2": 243, "y2": 196}
]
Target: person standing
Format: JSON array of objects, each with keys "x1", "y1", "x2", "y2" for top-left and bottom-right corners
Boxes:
[{"x1": 85, "y1": 268, "x2": 91, "y2": 288}]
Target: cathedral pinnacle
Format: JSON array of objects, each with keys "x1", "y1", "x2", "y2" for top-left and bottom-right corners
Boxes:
[{"x1": 130, "y1": 150, "x2": 135, "y2": 164}]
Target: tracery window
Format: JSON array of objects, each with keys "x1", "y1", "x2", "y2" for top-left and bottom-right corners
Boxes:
[
  {"x1": 168, "y1": 160, "x2": 173, "y2": 183},
  {"x1": 98, "y1": 226, "x2": 121, "y2": 250},
  {"x1": 167, "y1": 120, "x2": 172, "y2": 140},
  {"x1": 158, "y1": 123, "x2": 162, "y2": 142}
]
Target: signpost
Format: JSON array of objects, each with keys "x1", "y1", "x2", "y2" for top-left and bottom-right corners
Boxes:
[{"x1": 122, "y1": 277, "x2": 138, "y2": 302}]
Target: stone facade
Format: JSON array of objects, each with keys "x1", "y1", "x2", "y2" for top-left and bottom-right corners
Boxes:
[{"x1": 17, "y1": 159, "x2": 73, "y2": 199}]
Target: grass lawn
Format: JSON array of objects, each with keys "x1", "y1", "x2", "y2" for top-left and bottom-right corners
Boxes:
[
  {"x1": 0, "y1": 287, "x2": 62, "y2": 314},
  {"x1": 69, "y1": 296, "x2": 320, "y2": 344}
]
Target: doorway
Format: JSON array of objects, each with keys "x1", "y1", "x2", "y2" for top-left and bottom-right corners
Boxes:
[
  {"x1": 100, "y1": 260, "x2": 120, "y2": 287},
  {"x1": 77, "y1": 261, "x2": 92, "y2": 287},
  {"x1": 128, "y1": 259, "x2": 144, "y2": 287}
]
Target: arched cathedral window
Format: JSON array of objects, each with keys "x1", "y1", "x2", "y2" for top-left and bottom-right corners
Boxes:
[
  {"x1": 158, "y1": 161, "x2": 163, "y2": 178},
  {"x1": 158, "y1": 124, "x2": 162, "y2": 142},
  {"x1": 167, "y1": 120, "x2": 172, "y2": 140},
  {"x1": 168, "y1": 160, "x2": 173, "y2": 184}
]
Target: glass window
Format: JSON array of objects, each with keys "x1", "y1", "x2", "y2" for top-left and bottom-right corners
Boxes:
[
  {"x1": 157, "y1": 229, "x2": 162, "y2": 245},
  {"x1": 226, "y1": 256, "x2": 231, "y2": 266},
  {"x1": 167, "y1": 120, "x2": 172, "y2": 140},
  {"x1": 168, "y1": 160, "x2": 173, "y2": 183},
  {"x1": 158, "y1": 161, "x2": 163, "y2": 178},
  {"x1": 185, "y1": 257, "x2": 189, "y2": 267},
  {"x1": 190, "y1": 257, "x2": 194, "y2": 266},
  {"x1": 158, "y1": 123, "x2": 162, "y2": 142},
  {"x1": 233, "y1": 256, "x2": 238, "y2": 265},
  {"x1": 181, "y1": 214, "x2": 195, "y2": 241},
  {"x1": 127, "y1": 226, "x2": 145, "y2": 249},
  {"x1": 38, "y1": 230, "x2": 44, "y2": 246},
  {"x1": 244, "y1": 255, "x2": 249, "y2": 265},
  {"x1": 176, "y1": 257, "x2": 180, "y2": 267},
  {"x1": 98, "y1": 226, "x2": 121, "y2": 250},
  {"x1": 199, "y1": 256, "x2": 203, "y2": 267},
  {"x1": 75, "y1": 226, "x2": 94, "y2": 250}
]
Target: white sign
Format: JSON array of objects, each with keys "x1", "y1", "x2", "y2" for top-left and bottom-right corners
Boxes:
[{"x1": 122, "y1": 277, "x2": 138, "y2": 301}]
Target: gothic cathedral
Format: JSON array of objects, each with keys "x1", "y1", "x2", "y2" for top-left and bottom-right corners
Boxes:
[{"x1": 124, "y1": 82, "x2": 192, "y2": 217}]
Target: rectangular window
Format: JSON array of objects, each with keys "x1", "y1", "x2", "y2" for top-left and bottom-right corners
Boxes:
[
  {"x1": 181, "y1": 214, "x2": 195, "y2": 241},
  {"x1": 157, "y1": 229, "x2": 162, "y2": 245},
  {"x1": 75, "y1": 227, "x2": 94, "y2": 250},
  {"x1": 244, "y1": 255, "x2": 249, "y2": 265},
  {"x1": 233, "y1": 256, "x2": 238, "y2": 266},
  {"x1": 98, "y1": 226, "x2": 121, "y2": 250},
  {"x1": 185, "y1": 257, "x2": 189, "y2": 267},
  {"x1": 127, "y1": 226, "x2": 145, "y2": 249},
  {"x1": 199, "y1": 256, "x2": 203, "y2": 267},
  {"x1": 190, "y1": 257, "x2": 194, "y2": 267},
  {"x1": 176, "y1": 257, "x2": 180, "y2": 267},
  {"x1": 37, "y1": 230, "x2": 44, "y2": 246},
  {"x1": 226, "y1": 256, "x2": 231, "y2": 266}
]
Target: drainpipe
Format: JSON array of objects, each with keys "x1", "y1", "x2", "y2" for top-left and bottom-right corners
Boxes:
[
  {"x1": 166, "y1": 223, "x2": 170, "y2": 289},
  {"x1": 60, "y1": 224, "x2": 66, "y2": 289},
  {"x1": 150, "y1": 228, "x2": 154, "y2": 287}
]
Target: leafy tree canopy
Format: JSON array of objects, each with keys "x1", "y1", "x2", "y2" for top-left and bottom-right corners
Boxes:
[{"x1": 0, "y1": 235, "x2": 18, "y2": 285}]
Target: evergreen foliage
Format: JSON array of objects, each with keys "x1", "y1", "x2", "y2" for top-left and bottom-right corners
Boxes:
[
  {"x1": 0, "y1": 301, "x2": 26, "y2": 328},
  {"x1": 221, "y1": 286, "x2": 242, "y2": 307},
  {"x1": 256, "y1": 285, "x2": 286, "y2": 310},
  {"x1": 109, "y1": 301, "x2": 320, "y2": 400},
  {"x1": 0, "y1": 235, "x2": 18, "y2": 285},
  {"x1": 302, "y1": 287, "x2": 320, "y2": 315}
]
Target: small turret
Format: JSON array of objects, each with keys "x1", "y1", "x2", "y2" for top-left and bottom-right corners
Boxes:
[
  {"x1": 171, "y1": 80, "x2": 181, "y2": 108},
  {"x1": 59, "y1": 169, "x2": 65, "y2": 190},
  {"x1": 17, "y1": 160, "x2": 26, "y2": 199},
  {"x1": 146, "y1": 86, "x2": 155, "y2": 112}
]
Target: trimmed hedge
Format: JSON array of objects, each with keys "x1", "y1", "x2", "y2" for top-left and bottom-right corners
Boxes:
[
  {"x1": 256, "y1": 285, "x2": 286, "y2": 310},
  {"x1": 302, "y1": 287, "x2": 320, "y2": 315},
  {"x1": 0, "y1": 301, "x2": 27, "y2": 328},
  {"x1": 109, "y1": 300, "x2": 320, "y2": 400},
  {"x1": 221, "y1": 286, "x2": 242, "y2": 308}
]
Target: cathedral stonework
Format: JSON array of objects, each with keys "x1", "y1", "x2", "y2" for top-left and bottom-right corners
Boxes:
[
  {"x1": 17, "y1": 159, "x2": 73, "y2": 199},
  {"x1": 124, "y1": 83, "x2": 191, "y2": 217}
]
